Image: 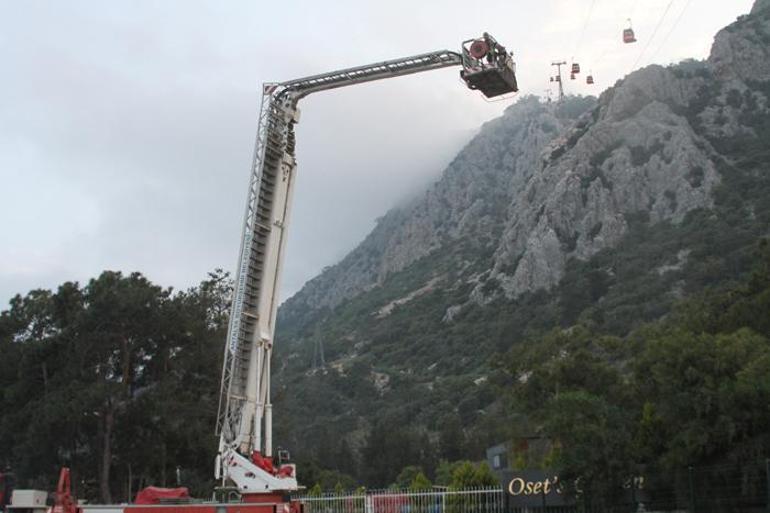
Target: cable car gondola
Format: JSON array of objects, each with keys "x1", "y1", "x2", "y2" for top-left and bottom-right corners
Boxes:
[
  {"x1": 623, "y1": 19, "x2": 637, "y2": 43},
  {"x1": 571, "y1": 62, "x2": 580, "y2": 74},
  {"x1": 586, "y1": 74, "x2": 594, "y2": 85}
]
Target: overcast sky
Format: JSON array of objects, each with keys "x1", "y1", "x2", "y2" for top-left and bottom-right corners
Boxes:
[{"x1": 0, "y1": 0, "x2": 755, "y2": 306}]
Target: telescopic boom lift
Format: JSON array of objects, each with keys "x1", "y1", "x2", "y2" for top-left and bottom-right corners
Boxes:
[{"x1": 215, "y1": 33, "x2": 518, "y2": 496}]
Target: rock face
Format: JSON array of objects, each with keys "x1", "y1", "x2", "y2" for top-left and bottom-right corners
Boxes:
[
  {"x1": 753, "y1": 0, "x2": 770, "y2": 14},
  {"x1": 280, "y1": 96, "x2": 590, "y2": 319},
  {"x1": 490, "y1": 70, "x2": 720, "y2": 298},
  {"x1": 280, "y1": 0, "x2": 770, "y2": 319},
  {"x1": 711, "y1": 2, "x2": 770, "y2": 83}
]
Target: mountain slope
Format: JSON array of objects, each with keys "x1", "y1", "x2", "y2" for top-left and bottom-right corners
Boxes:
[
  {"x1": 278, "y1": 97, "x2": 594, "y2": 325},
  {"x1": 274, "y1": 0, "x2": 770, "y2": 486}
]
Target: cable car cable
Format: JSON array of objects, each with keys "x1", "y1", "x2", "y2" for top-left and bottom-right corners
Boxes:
[
  {"x1": 631, "y1": 0, "x2": 676, "y2": 71},
  {"x1": 574, "y1": 0, "x2": 598, "y2": 58},
  {"x1": 648, "y1": 0, "x2": 693, "y2": 62}
]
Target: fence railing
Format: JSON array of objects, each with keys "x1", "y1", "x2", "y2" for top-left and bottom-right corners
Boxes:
[
  {"x1": 294, "y1": 488, "x2": 506, "y2": 513},
  {"x1": 294, "y1": 460, "x2": 770, "y2": 513}
]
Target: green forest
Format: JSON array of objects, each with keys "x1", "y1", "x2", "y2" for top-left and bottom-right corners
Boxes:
[
  {"x1": 501, "y1": 239, "x2": 770, "y2": 505},
  {"x1": 2, "y1": 239, "x2": 769, "y2": 503},
  {"x1": 0, "y1": 271, "x2": 230, "y2": 501}
]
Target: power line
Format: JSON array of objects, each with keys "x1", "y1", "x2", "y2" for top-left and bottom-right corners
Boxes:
[
  {"x1": 649, "y1": 0, "x2": 693, "y2": 62},
  {"x1": 631, "y1": 0, "x2": 677, "y2": 71}
]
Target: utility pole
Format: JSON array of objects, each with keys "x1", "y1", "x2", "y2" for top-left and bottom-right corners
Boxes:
[{"x1": 551, "y1": 61, "x2": 566, "y2": 102}]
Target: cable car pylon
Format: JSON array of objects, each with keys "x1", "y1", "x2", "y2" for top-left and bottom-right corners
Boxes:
[{"x1": 551, "y1": 61, "x2": 566, "y2": 102}]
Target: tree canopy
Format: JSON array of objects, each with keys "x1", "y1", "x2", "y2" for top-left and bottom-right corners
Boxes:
[
  {"x1": 0, "y1": 270, "x2": 230, "y2": 501},
  {"x1": 503, "y1": 240, "x2": 770, "y2": 503}
]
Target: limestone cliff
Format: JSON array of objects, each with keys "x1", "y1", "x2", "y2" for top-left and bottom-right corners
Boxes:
[{"x1": 279, "y1": 97, "x2": 592, "y2": 320}]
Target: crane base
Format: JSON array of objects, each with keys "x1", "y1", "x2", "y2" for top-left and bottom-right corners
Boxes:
[{"x1": 81, "y1": 497, "x2": 303, "y2": 513}]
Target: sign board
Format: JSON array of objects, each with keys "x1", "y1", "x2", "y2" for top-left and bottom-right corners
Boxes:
[
  {"x1": 502, "y1": 470, "x2": 647, "y2": 508},
  {"x1": 501, "y1": 470, "x2": 574, "y2": 507}
]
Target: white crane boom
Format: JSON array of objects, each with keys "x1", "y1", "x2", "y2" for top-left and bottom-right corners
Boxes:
[{"x1": 215, "y1": 34, "x2": 517, "y2": 495}]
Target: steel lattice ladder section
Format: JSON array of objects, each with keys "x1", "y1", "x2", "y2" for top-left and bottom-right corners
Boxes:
[
  {"x1": 216, "y1": 51, "x2": 467, "y2": 447},
  {"x1": 215, "y1": 41, "x2": 517, "y2": 461},
  {"x1": 217, "y1": 98, "x2": 291, "y2": 446}
]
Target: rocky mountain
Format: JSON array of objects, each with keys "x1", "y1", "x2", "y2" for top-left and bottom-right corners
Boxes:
[
  {"x1": 273, "y1": 0, "x2": 770, "y2": 485},
  {"x1": 280, "y1": 96, "x2": 595, "y2": 320}
]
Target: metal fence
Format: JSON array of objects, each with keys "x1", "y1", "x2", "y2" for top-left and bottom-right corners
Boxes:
[
  {"x1": 294, "y1": 488, "x2": 506, "y2": 513},
  {"x1": 294, "y1": 460, "x2": 770, "y2": 513}
]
